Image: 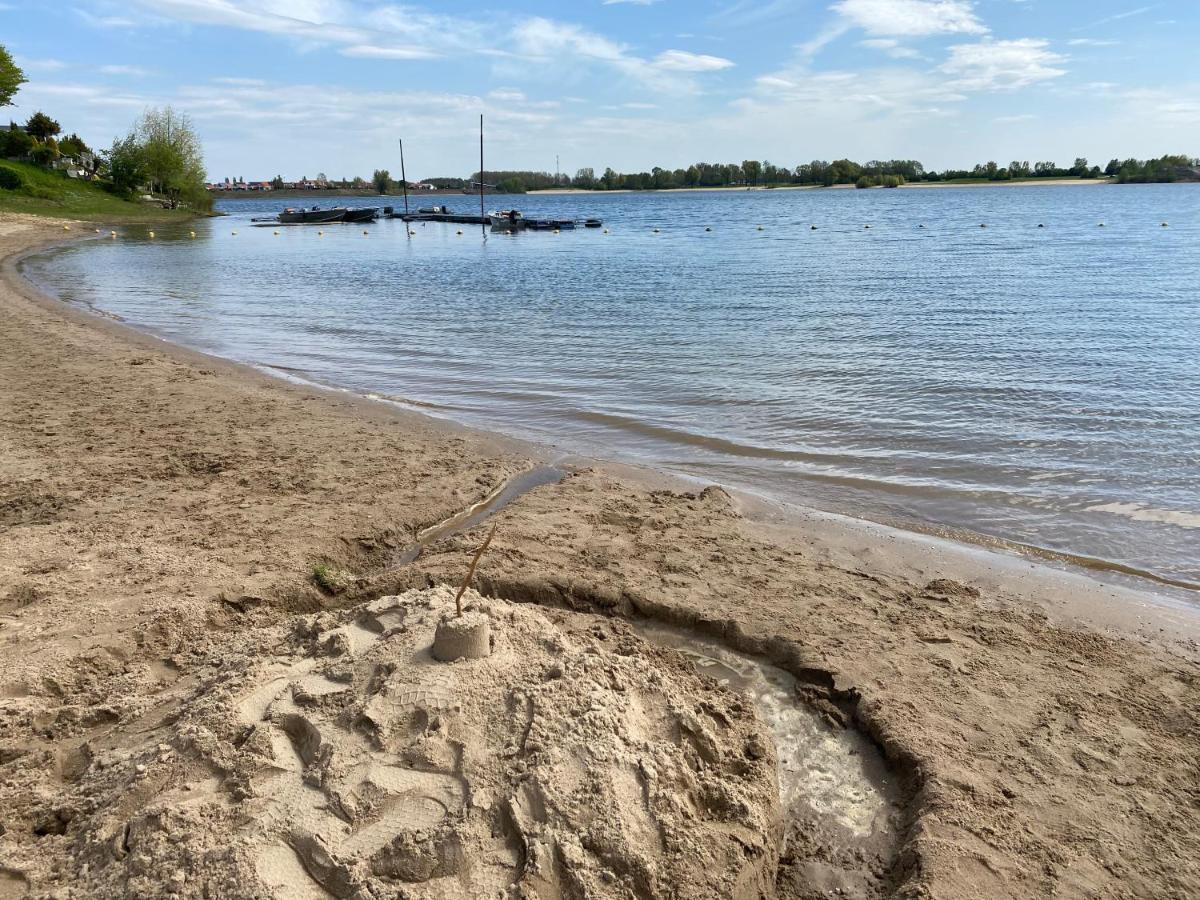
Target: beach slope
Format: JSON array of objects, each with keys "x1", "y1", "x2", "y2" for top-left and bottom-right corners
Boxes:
[{"x1": 0, "y1": 213, "x2": 1197, "y2": 899}]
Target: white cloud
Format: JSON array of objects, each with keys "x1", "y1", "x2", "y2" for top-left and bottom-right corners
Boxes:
[
  {"x1": 1067, "y1": 38, "x2": 1118, "y2": 47},
  {"x1": 109, "y1": 0, "x2": 487, "y2": 59},
  {"x1": 99, "y1": 64, "x2": 154, "y2": 76},
  {"x1": 1073, "y1": 5, "x2": 1153, "y2": 30},
  {"x1": 74, "y1": 9, "x2": 139, "y2": 28},
  {"x1": 940, "y1": 38, "x2": 1066, "y2": 91},
  {"x1": 832, "y1": 0, "x2": 986, "y2": 36},
  {"x1": 797, "y1": 23, "x2": 851, "y2": 58},
  {"x1": 602, "y1": 0, "x2": 662, "y2": 4},
  {"x1": 340, "y1": 44, "x2": 440, "y2": 60},
  {"x1": 859, "y1": 38, "x2": 924, "y2": 59},
  {"x1": 652, "y1": 50, "x2": 735, "y2": 72},
  {"x1": 510, "y1": 17, "x2": 729, "y2": 90},
  {"x1": 1119, "y1": 88, "x2": 1200, "y2": 125},
  {"x1": 15, "y1": 57, "x2": 69, "y2": 72}
]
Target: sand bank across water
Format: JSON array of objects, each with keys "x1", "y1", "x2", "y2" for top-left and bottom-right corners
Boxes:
[{"x1": 0, "y1": 213, "x2": 1197, "y2": 898}]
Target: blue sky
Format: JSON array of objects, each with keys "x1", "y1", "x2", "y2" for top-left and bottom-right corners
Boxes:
[{"x1": 3, "y1": 1, "x2": 1197, "y2": 180}]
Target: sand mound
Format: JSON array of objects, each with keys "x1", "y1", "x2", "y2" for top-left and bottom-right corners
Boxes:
[{"x1": 48, "y1": 586, "x2": 780, "y2": 898}]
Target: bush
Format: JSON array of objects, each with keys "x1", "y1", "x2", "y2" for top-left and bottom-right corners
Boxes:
[
  {"x1": 0, "y1": 164, "x2": 23, "y2": 190},
  {"x1": 28, "y1": 143, "x2": 57, "y2": 166},
  {"x1": 882, "y1": 174, "x2": 902, "y2": 188},
  {"x1": 0, "y1": 125, "x2": 33, "y2": 159},
  {"x1": 855, "y1": 175, "x2": 873, "y2": 189}
]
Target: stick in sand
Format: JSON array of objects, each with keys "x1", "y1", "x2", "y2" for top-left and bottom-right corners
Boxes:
[{"x1": 455, "y1": 524, "x2": 496, "y2": 617}]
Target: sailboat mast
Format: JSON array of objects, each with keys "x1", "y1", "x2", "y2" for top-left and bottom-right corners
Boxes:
[
  {"x1": 479, "y1": 114, "x2": 486, "y2": 236},
  {"x1": 399, "y1": 139, "x2": 410, "y2": 220}
]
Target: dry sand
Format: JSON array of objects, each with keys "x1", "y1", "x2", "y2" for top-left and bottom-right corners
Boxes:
[{"x1": 0, "y1": 213, "x2": 1198, "y2": 899}]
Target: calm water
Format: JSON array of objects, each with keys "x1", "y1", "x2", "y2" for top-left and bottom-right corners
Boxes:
[{"x1": 23, "y1": 185, "x2": 1200, "y2": 589}]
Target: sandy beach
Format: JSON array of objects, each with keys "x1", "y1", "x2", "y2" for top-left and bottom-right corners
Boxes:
[{"x1": 1, "y1": 212, "x2": 1198, "y2": 899}]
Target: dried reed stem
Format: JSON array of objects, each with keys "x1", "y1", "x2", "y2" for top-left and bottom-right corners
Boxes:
[{"x1": 455, "y1": 524, "x2": 497, "y2": 617}]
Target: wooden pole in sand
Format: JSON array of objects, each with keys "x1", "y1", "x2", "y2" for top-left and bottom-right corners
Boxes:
[
  {"x1": 399, "y1": 139, "x2": 410, "y2": 228},
  {"x1": 479, "y1": 114, "x2": 486, "y2": 238}
]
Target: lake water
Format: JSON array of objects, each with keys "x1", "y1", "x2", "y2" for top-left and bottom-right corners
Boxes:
[{"x1": 23, "y1": 185, "x2": 1200, "y2": 591}]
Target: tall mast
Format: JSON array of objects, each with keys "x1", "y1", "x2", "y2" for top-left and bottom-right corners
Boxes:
[
  {"x1": 479, "y1": 114, "x2": 486, "y2": 237},
  {"x1": 399, "y1": 138, "x2": 410, "y2": 221}
]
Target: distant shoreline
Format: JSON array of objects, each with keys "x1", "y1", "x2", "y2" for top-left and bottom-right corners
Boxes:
[{"x1": 530, "y1": 178, "x2": 1115, "y2": 195}]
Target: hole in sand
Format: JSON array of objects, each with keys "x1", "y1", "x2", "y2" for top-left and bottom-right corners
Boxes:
[{"x1": 635, "y1": 622, "x2": 901, "y2": 840}]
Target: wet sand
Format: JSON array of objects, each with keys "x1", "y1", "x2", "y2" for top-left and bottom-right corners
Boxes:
[{"x1": 1, "y1": 212, "x2": 1197, "y2": 898}]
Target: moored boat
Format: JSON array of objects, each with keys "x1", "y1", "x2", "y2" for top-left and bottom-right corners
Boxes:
[
  {"x1": 341, "y1": 207, "x2": 379, "y2": 223},
  {"x1": 277, "y1": 206, "x2": 348, "y2": 225},
  {"x1": 490, "y1": 209, "x2": 526, "y2": 232}
]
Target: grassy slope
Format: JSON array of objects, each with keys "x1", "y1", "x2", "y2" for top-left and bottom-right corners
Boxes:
[{"x1": 0, "y1": 160, "x2": 198, "y2": 223}]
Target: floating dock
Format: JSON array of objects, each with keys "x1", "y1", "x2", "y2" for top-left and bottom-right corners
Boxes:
[{"x1": 390, "y1": 212, "x2": 491, "y2": 224}]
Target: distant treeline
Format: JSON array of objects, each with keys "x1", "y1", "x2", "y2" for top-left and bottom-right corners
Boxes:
[{"x1": 436, "y1": 154, "x2": 1198, "y2": 193}]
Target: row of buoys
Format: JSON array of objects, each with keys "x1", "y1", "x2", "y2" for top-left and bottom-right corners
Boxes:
[{"x1": 103, "y1": 219, "x2": 1177, "y2": 242}]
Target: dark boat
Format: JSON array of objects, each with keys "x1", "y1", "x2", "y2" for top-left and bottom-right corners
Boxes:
[
  {"x1": 277, "y1": 206, "x2": 347, "y2": 225},
  {"x1": 584, "y1": 218, "x2": 603, "y2": 228},
  {"x1": 342, "y1": 207, "x2": 379, "y2": 223}
]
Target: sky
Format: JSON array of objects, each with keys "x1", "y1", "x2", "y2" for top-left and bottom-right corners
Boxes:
[{"x1": 2, "y1": 0, "x2": 1198, "y2": 181}]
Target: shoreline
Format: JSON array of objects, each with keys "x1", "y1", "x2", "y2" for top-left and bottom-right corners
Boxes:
[
  {"x1": 2, "y1": 212, "x2": 1198, "y2": 897},
  {"x1": 162, "y1": 343, "x2": 1200, "y2": 629},
  {"x1": 23, "y1": 231, "x2": 1199, "y2": 613},
  {"x1": 530, "y1": 178, "x2": 1114, "y2": 194}
]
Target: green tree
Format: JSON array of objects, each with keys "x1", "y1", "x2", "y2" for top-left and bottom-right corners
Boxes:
[
  {"x1": 133, "y1": 106, "x2": 210, "y2": 210},
  {"x1": 0, "y1": 45, "x2": 25, "y2": 108},
  {"x1": 105, "y1": 133, "x2": 146, "y2": 196},
  {"x1": 742, "y1": 159, "x2": 762, "y2": 186},
  {"x1": 29, "y1": 142, "x2": 57, "y2": 166},
  {"x1": 0, "y1": 122, "x2": 33, "y2": 159},
  {"x1": 58, "y1": 132, "x2": 90, "y2": 158},
  {"x1": 372, "y1": 168, "x2": 390, "y2": 193},
  {"x1": 25, "y1": 111, "x2": 61, "y2": 141},
  {"x1": 270, "y1": 174, "x2": 284, "y2": 189}
]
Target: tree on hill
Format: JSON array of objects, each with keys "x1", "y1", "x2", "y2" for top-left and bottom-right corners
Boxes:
[
  {"x1": 104, "y1": 106, "x2": 210, "y2": 210},
  {"x1": 0, "y1": 121, "x2": 33, "y2": 159},
  {"x1": 58, "y1": 133, "x2": 91, "y2": 158},
  {"x1": 25, "y1": 111, "x2": 61, "y2": 141},
  {"x1": 137, "y1": 106, "x2": 209, "y2": 210},
  {"x1": 0, "y1": 45, "x2": 25, "y2": 108},
  {"x1": 372, "y1": 169, "x2": 390, "y2": 193},
  {"x1": 105, "y1": 133, "x2": 146, "y2": 196}
]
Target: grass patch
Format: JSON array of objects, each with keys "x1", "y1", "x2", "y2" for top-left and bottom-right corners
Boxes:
[
  {"x1": 310, "y1": 562, "x2": 352, "y2": 596},
  {"x1": 0, "y1": 160, "x2": 199, "y2": 223}
]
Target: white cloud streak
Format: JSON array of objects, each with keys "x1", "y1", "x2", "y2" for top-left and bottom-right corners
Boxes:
[
  {"x1": 831, "y1": 0, "x2": 986, "y2": 36},
  {"x1": 940, "y1": 38, "x2": 1066, "y2": 91}
]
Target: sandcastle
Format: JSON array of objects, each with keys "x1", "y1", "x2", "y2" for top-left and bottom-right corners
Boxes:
[{"x1": 58, "y1": 585, "x2": 785, "y2": 899}]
